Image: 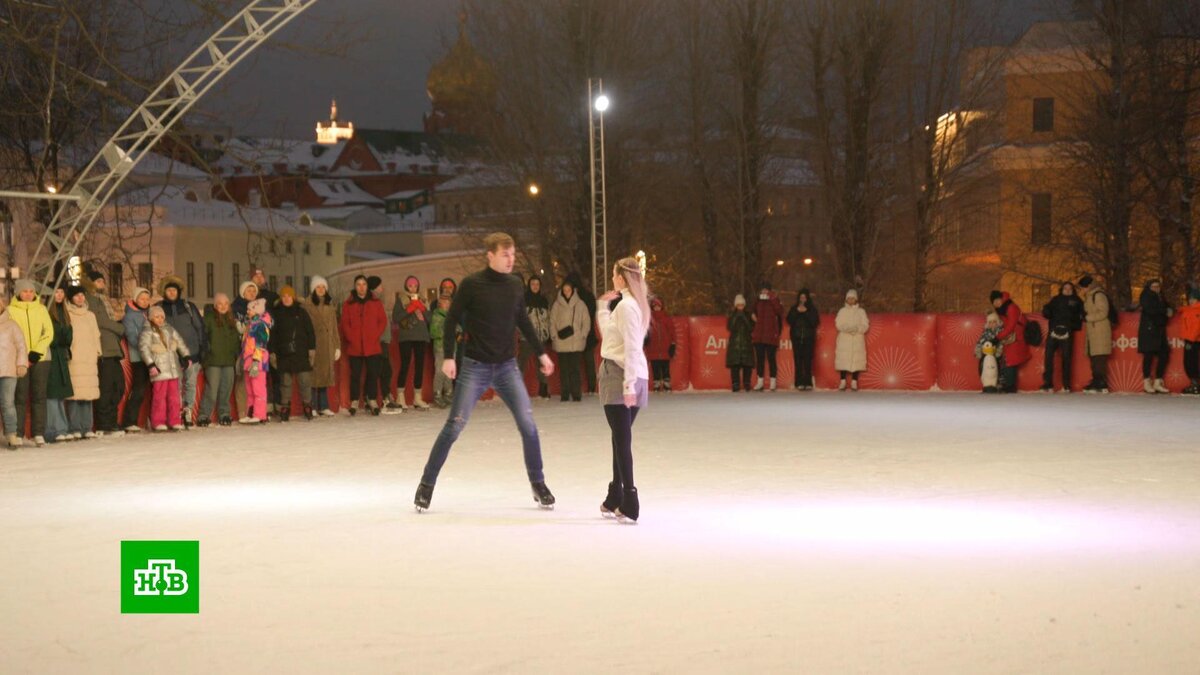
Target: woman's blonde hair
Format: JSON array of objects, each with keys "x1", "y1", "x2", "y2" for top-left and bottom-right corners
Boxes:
[{"x1": 614, "y1": 257, "x2": 652, "y2": 335}]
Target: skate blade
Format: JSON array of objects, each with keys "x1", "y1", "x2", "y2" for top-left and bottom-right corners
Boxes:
[
  {"x1": 600, "y1": 508, "x2": 617, "y2": 519},
  {"x1": 414, "y1": 504, "x2": 428, "y2": 513},
  {"x1": 615, "y1": 514, "x2": 638, "y2": 525}
]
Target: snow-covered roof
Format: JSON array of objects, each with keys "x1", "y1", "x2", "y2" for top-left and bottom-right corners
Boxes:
[
  {"x1": 214, "y1": 137, "x2": 347, "y2": 174},
  {"x1": 384, "y1": 189, "x2": 425, "y2": 201},
  {"x1": 102, "y1": 185, "x2": 353, "y2": 238},
  {"x1": 434, "y1": 168, "x2": 520, "y2": 193},
  {"x1": 309, "y1": 179, "x2": 383, "y2": 205}
]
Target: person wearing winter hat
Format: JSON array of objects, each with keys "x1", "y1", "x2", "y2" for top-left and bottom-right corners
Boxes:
[
  {"x1": 726, "y1": 294, "x2": 755, "y2": 392},
  {"x1": 10, "y1": 279, "x2": 55, "y2": 445},
  {"x1": 644, "y1": 296, "x2": 676, "y2": 393},
  {"x1": 551, "y1": 279, "x2": 591, "y2": 402},
  {"x1": 438, "y1": 277, "x2": 464, "y2": 370},
  {"x1": 120, "y1": 287, "x2": 152, "y2": 431},
  {"x1": 338, "y1": 274, "x2": 386, "y2": 415},
  {"x1": 64, "y1": 286, "x2": 102, "y2": 439},
  {"x1": 268, "y1": 285, "x2": 316, "y2": 421},
  {"x1": 1137, "y1": 279, "x2": 1173, "y2": 394},
  {"x1": 520, "y1": 275, "x2": 552, "y2": 400},
  {"x1": 82, "y1": 270, "x2": 126, "y2": 435},
  {"x1": 233, "y1": 280, "x2": 259, "y2": 323},
  {"x1": 393, "y1": 275, "x2": 432, "y2": 410},
  {"x1": 786, "y1": 288, "x2": 820, "y2": 390},
  {"x1": 992, "y1": 290, "x2": 1031, "y2": 393},
  {"x1": 367, "y1": 275, "x2": 403, "y2": 412},
  {"x1": 250, "y1": 268, "x2": 279, "y2": 309},
  {"x1": 750, "y1": 281, "x2": 783, "y2": 391},
  {"x1": 240, "y1": 297, "x2": 273, "y2": 423},
  {"x1": 304, "y1": 276, "x2": 340, "y2": 415},
  {"x1": 156, "y1": 274, "x2": 206, "y2": 426},
  {"x1": 1079, "y1": 274, "x2": 1114, "y2": 393},
  {"x1": 139, "y1": 304, "x2": 191, "y2": 431},
  {"x1": 0, "y1": 295, "x2": 30, "y2": 448},
  {"x1": 835, "y1": 288, "x2": 870, "y2": 391}
]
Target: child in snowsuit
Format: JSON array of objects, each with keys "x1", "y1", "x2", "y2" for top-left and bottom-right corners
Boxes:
[{"x1": 240, "y1": 298, "x2": 272, "y2": 424}]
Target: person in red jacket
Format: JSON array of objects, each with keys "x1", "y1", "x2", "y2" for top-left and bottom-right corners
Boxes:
[
  {"x1": 644, "y1": 296, "x2": 676, "y2": 392},
  {"x1": 1180, "y1": 284, "x2": 1200, "y2": 395},
  {"x1": 750, "y1": 281, "x2": 783, "y2": 391},
  {"x1": 339, "y1": 274, "x2": 387, "y2": 415},
  {"x1": 991, "y1": 290, "x2": 1030, "y2": 393}
]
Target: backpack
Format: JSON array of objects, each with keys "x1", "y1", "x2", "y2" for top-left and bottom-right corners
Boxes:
[{"x1": 1022, "y1": 315, "x2": 1043, "y2": 347}]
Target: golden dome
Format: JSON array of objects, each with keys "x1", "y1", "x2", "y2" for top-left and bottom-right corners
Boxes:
[{"x1": 426, "y1": 9, "x2": 496, "y2": 108}]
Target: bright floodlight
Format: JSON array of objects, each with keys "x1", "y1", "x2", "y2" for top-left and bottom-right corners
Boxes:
[
  {"x1": 776, "y1": 260, "x2": 785, "y2": 267},
  {"x1": 594, "y1": 94, "x2": 610, "y2": 113}
]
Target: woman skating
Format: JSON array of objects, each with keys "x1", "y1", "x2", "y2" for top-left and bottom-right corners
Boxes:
[{"x1": 595, "y1": 256, "x2": 652, "y2": 523}]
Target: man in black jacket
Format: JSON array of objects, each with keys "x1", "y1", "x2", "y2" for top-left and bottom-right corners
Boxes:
[
  {"x1": 414, "y1": 233, "x2": 556, "y2": 512},
  {"x1": 1041, "y1": 280, "x2": 1085, "y2": 392}
]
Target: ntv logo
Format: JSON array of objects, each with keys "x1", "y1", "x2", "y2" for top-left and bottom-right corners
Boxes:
[
  {"x1": 134, "y1": 559, "x2": 189, "y2": 596},
  {"x1": 121, "y1": 541, "x2": 200, "y2": 614}
]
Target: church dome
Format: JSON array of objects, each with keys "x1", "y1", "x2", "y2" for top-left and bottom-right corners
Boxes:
[{"x1": 426, "y1": 10, "x2": 496, "y2": 108}]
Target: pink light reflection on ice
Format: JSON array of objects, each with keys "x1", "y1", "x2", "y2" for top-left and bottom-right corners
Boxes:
[{"x1": 695, "y1": 496, "x2": 1200, "y2": 556}]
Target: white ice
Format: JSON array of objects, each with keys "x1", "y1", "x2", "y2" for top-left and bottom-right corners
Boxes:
[{"x1": 2, "y1": 392, "x2": 1199, "y2": 673}]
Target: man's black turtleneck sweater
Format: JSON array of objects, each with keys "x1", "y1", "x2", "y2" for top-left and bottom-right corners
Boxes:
[{"x1": 443, "y1": 267, "x2": 544, "y2": 363}]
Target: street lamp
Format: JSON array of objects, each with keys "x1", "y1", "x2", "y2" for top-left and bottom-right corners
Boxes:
[
  {"x1": 588, "y1": 78, "x2": 609, "y2": 293},
  {"x1": 803, "y1": 257, "x2": 814, "y2": 266},
  {"x1": 527, "y1": 183, "x2": 540, "y2": 197}
]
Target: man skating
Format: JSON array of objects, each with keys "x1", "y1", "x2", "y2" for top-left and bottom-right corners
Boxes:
[{"x1": 414, "y1": 233, "x2": 556, "y2": 512}]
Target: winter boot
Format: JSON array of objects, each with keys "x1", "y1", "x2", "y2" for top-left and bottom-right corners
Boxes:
[
  {"x1": 412, "y1": 393, "x2": 430, "y2": 411},
  {"x1": 538, "y1": 383, "x2": 550, "y2": 400},
  {"x1": 279, "y1": 406, "x2": 290, "y2": 422},
  {"x1": 531, "y1": 481, "x2": 556, "y2": 509},
  {"x1": 385, "y1": 397, "x2": 404, "y2": 414},
  {"x1": 6, "y1": 434, "x2": 21, "y2": 449},
  {"x1": 615, "y1": 487, "x2": 639, "y2": 524},
  {"x1": 851, "y1": 379, "x2": 859, "y2": 392},
  {"x1": 1153, "y1": 378, "x2": 1170, "y2": 394},
  {"x1": 769, "y1": 377, "x2": 777, "y2": 392},
  {"x1": 348, "y1": 403, "x2": 358, "y2": 416},
  {"x1": 182, "y1": 408, "x2": 193, "y2": 429},
  {"x1": 838, "y1": 379, "x2": 847, "y2": 391},
  {"x1": 414, "y1": 482, "x2": 435, "y2": 512},
  {"x1": 219, "y1": 416, "x2": 232, "y2": 426},
  {"x1": 303, "y1": 405, "x2": 314, "y2": 420},
  {"x1": 369, "y1": 400, "x2": 381, "y2": 416},
  {"x1": 1183, "y1": 380, "x2": 1200, "y2": 396},
  {"x1": 653, "y1": 379, "x2": 663, "y2": 393},
  {"x1": 752, "y1": 378, "x2": 765, "y2": 392},
  {"x1": 197, "y1": 417, "x2": 210, "y2": 428},
  {"x1": 600, "y1": 481, "x2": 622, "y2": 518},
  {"x1": 663, "y1": 378, "x2": 672, "y2": 392},
  {"x1": 1144, "y1": 378, "x2": 1156, "y2": 394}
]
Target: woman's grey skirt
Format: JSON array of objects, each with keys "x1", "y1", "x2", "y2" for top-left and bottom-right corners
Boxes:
[{"x1": 598, "y1": 359, "x2": 649, "y2": 408}]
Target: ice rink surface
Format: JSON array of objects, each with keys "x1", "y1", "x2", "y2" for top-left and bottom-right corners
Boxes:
[{"x1": 2, "y1": 391, "x2": 1199, "y2": 673}]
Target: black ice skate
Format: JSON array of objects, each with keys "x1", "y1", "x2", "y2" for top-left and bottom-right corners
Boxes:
[
  {"x1": 600, "y1": 481, "x2": 621, "y2": 518},
  {"x1": 531, "y1": 481, "x2": 556, "y2": 509},
  {"x1": 414, "y1": 482, "x2": 434, "y2": 512},
  {"x1": 615, "y1": 487, "x2": 639, "y2": 524}
]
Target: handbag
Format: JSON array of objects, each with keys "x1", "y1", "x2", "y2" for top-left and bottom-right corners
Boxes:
[{"x1": 557, "y1": 325, "x2": 575, "y2": 340}]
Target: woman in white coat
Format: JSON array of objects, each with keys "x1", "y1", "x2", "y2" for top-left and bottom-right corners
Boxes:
[
  {"x1": 550, "y1": 281, "x2": 591, "y2": 402},
  {"x1": 834, "y1": 288, "x2": 870, "y2": 391},
  {"x1": 595, "y1": 256, "x2": 651, "y2": 523}
]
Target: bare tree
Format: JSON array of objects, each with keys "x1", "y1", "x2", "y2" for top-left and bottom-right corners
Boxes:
[{"x1": 797, "y1": 0, "x2": 904, "y2": 298}]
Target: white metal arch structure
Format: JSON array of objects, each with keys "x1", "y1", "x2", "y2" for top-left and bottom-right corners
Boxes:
[{"x1": 28, "y1": 0, "x2": 319, "y2": 292}]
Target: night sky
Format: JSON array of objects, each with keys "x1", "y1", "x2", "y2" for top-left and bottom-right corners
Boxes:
[
  {"x1": 192, "y1": 0, "x2": 1055, "y2": 141},
  {"x1": 198, "y1": 0, "x2": 457, "y2": 138}
]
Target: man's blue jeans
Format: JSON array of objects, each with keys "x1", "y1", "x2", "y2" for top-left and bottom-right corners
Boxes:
[{"x1": 421, "y1": 357, "x2": 544, "y2": 486}]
